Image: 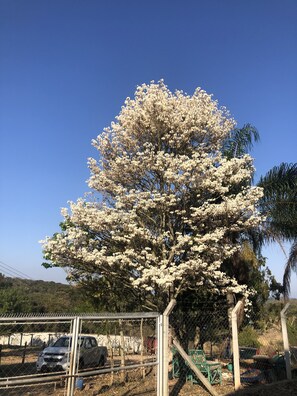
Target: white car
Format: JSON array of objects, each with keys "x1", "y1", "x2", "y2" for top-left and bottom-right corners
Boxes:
[{"x1": 36, "y1": 335, "x2": 107, "y2": 372}]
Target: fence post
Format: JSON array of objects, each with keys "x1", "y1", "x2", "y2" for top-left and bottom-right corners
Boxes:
[
  {"x1": 172, "y1": 338, "x2": 219, "y2": 396},
  {"x1": 227, "y1": 293, "x2": 234, "y2": 357},
  {"x1": 281, "y1": 302, "x2": 292, "y2": 380},
  {"x1": 231, "y1": 300, "x2": 243, "y2": 391},
  {"x1": 119, "y1": 319, "x2": 126, "y2": 382},
  {"x1": 157, "y1": 314, "x2": 163, "y2": 396},
  {"x1": 21, "y1": 341, "x2": 27, "y2": 364},
  {"x1": 67, "y1": 316, "x2": 80, "y2": 396},
  {"x1": 162, "y1": 299, "x2": 177, "y2": 396}
]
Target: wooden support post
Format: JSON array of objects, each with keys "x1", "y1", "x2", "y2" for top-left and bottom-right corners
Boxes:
[{"x1": 172, "y1": 338, "x2": 219, "y2": 396}]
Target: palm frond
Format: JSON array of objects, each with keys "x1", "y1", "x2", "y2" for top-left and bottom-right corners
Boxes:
[
  {"x1": 283, "y1": 239, "x2": 297, "y2": 299},
  {"x1": 257, "y1": 163, "x2": 297, "y2": 297},
  {"x1": 258, "y1": 163, "x2": 297, "y2": 240},
  {"x1": 258, "y1": 163, "x2": 297, "y2": 198},
  {"x1": 222, "y1": 124, "x2": 260, "y2": 159}
]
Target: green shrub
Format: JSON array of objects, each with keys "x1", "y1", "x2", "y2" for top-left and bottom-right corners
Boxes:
[{"x1": 238, "y1": 326, "x2": 261, "y2": 348}]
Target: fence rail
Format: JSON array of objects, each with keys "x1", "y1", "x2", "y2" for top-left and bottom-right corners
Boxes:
[
  {"x1": 0, "y1": 302, "x2": 296, "y2": 395},
  {"x1": 0, "y1": 312, "x2": 159, "y2": 396}
]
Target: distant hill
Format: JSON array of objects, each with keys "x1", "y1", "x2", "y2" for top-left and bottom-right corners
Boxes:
[
  {"x1": 1, "y1": 274, "x2": 296, "y2": 316},
  {"x1": 0, "y1": 274, "x2": 95, "y2": 314}
]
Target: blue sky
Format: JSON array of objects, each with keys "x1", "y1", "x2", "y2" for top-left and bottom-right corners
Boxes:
[{"x1": 0, "y1": 0, "x2": 296, "y2": 295}]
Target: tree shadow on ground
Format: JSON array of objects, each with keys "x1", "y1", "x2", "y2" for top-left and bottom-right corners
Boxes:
[{"x1": 226, "y1": 379, "x2": 297, "y2": 396}]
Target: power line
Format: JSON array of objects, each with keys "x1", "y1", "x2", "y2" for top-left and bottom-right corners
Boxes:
[
  {"x1": 0, "y1": 264, "x2": 20, "y2": 278},
  {"x1": 0, "y1": 260, "x2": 33, "y2": 280},
  {"x1": 0, "y1": 265, "x2": 16, "y2": 277},
  {"x1": 0, "y1": 262, "x2": 30, "y2": 279}
]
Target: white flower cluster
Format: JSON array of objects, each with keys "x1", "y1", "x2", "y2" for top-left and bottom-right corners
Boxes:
[{"x1": 41, "y1": 81, "x2": 264, "y2": 303}]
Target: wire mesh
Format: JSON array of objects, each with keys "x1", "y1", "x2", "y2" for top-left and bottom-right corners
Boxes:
[
  {"x1": 0, "y1": 313, "x2": 159, "y2": 396},
  {"x1": 168, "y1": 299, "x2": 233, "y2": 394},
  {"x1": 237, "y1": 301, "x2": 287, "y2": 384},
  {"x1": 0, "y1": 317, "x2": 73, "y2": 395},
  {"x1": 167, "y1": 297, "x2": 296, "y2": 394},
  {"x1": 77, "y1": 316, "x2": 158, "y2": 394}
]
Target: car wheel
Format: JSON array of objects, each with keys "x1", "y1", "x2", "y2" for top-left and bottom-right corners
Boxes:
[
  {"x1": 98, "y1": 356, "x2": 105, "y2": 367},
  {"x1": 79, "y1": 358, "x2": 84, "y2": 369}
]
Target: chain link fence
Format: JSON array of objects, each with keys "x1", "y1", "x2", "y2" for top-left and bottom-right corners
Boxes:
[
  {"x1": 0, "y1": 313, "x2": 159, "y2": 396},
  {"x1": 166, "y1": 298, "x2": 297, "y2": 395},
  {"x1": 234, "y1": 300, "x2": 297, "y2": 385},
  {"x1": 168, "y1": 299, "x2": 234, "y2": 395},
  {"x1": 236, "y1": 300, "x2": 286, "y2": 384},
  {"x1": 1, "y1": 302, "x2": 295, "y2": 395},
  {"x1": 0, "y1": 315, "x2": 73, "y2": 395}
]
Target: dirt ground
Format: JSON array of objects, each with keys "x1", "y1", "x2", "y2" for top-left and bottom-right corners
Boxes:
[
  {"x1": 2, "y1": 371, "x2": 297, "y2": 396},
  {"x1": 73, "y1": 376, "x2": 297, "y2": 396},
  {"x1": 1, "y1": 347, "x2": 297, "y2": 395},
  {"x1": 227, "y1": 380, "x2": 297, "y2": 396}
]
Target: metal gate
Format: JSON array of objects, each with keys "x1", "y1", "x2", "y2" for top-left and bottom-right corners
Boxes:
[{"x1": 0, "y1": 312, "x2": 160, "y2": 396}]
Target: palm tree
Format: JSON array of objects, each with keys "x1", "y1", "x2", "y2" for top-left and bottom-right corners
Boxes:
[
  {"x1": 222, "y1": 123, "x2": 260, "y2": 159},
  {"x1": 223, "y1": 127, "x2": 297, "y2": 298},
  {"x1": 257, "y1": 163, "x2": 297, "y2": 298}
]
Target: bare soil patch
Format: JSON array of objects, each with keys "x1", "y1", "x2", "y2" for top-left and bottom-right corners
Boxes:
[{"x1": 1, "y1": 353, "x2": 297, "y2": 395}]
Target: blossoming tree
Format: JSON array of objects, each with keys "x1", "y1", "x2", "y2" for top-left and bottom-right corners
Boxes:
[{"x1": 41, "y1": 81, "x2": 264, "y2": 312}]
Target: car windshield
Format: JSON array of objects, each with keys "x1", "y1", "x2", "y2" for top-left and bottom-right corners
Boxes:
[{"x1": 53, "y1": 337, "x2": 85, "y2": 348}]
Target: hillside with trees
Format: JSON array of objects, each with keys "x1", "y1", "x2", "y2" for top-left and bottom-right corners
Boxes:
[{"x1": 0, "y1": 274, "x2": 95, "y2": 314}]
